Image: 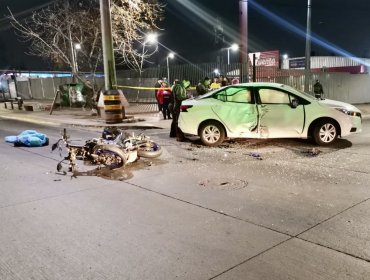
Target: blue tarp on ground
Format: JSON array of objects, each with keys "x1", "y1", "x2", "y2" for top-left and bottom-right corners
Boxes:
[{"x1": 5, "y1": 130, "x2": 49, "y2": 147}]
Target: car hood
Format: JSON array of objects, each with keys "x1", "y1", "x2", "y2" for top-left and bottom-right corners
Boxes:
[{"x1": 318, "y1": 99, "x2": 361, "y2": 113}]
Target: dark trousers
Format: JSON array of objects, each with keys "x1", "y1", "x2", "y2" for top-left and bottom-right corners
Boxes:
[
  {"x1": 170, "y1": 105, "x2": 185, "y2": 140},
  {"x1": 162, "y1": 101, "x2": 171, "y2": 119}
]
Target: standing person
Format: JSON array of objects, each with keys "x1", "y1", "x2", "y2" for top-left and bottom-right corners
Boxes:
[
  {"x1": 221, "y1": 76, "x2": 230, "y2": 87},
  {"x1": 154, "y1": 78, "x2": 163, "y2": 112},
  {"x1": 231, "y1": 77, "x2": 240, "y2": 85},
  {"x1": 195, "y1": 77, "x2": 211, "y2": 96},
  {"x1": 157, "y1": 82, "x2": 172, "y2": 119},
  {"x1": 170, "y1": 80, "x2": 190, "y2": 140},
  {"x1": 210, "y1": 77, "x2": 221, "y2": 90},
  {"x1": 169, "y1": 79, "x2": 179, "y2": 117},
  {"x1": 313, "y1": 79, "x2": 324, "y2": 99}
]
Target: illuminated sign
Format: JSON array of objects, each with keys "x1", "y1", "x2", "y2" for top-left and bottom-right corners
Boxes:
[
  {"x1": 289, "y1": 58, "x2": 306, "y2": 68},
  {"x1": 249, "y1": 50, "x2": 279, "y2": 67}
]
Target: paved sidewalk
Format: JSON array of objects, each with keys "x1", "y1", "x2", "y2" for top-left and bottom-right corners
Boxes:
[{"x1": 0, "y1": 101, "x2": 171, "y2": 130}]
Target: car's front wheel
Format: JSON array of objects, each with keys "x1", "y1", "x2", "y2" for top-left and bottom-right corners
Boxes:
[
  {"x1": 313, "y1": 120, "x2": 338, "y2": 145},
  {"x1": 199, "y1": 121, "x2": 225, "y2": 146}
]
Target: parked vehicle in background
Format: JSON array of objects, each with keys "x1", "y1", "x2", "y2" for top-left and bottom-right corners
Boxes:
[{"x1": 178, "y1": 82, "x2": 362, "y2": 146}]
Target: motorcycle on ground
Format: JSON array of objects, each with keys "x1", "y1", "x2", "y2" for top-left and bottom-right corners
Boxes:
[{"x1": 52, "y1": 128, "x2": 162, "y2": 172}]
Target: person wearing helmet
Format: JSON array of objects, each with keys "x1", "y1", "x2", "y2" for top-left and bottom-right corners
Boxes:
[{"x1": 170, "y1": 80, "x2": 190, "y2": 140}]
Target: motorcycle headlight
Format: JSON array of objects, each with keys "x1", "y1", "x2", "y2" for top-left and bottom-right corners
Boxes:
[{"x1": 335, "y1": 108, "x2": 361, "y2": 117}]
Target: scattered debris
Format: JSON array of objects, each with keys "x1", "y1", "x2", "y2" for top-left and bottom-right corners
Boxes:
[
  {"x1": 301, "y1": 147, "x2": 321, "y2": 157},
  {"x1": 248, "y1": 152, "x2": 263, "y2": 160}
]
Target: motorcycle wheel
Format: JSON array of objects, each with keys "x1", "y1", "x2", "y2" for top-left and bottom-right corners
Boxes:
[
  {"x1": 93, "y1": 144, "x2": 127, "y2": 169},
  {"x1": 137, "y1": 142, "x2": 162, "y2": 158}
]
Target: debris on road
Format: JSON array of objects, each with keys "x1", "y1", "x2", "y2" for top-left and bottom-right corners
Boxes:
[
  {"x1": 248, "y1": 152, "x2": 263, "y2": 160},
  {"x1": 301, "y1": 147, "x2": 321, "y2": 157}
]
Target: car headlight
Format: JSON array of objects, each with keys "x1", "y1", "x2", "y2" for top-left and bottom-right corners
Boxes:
[{"x1": 335, "y1": 108, "x2": 362, "y2": 117}]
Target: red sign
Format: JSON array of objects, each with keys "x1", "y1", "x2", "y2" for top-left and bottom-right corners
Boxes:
[{"x1": 249, "y1": 50, "x2": 279, "y2": 67}]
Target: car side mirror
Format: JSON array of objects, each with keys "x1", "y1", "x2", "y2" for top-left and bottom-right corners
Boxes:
[{"x1": 291, "y1": 99, "x2": 299, "y2": 108}]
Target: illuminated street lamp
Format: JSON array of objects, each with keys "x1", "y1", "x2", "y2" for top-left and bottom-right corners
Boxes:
[
  {"x1": 214, "y1": 69, "x2": 220, "y2": 76},
  {"x1": 283, "y1": 53, "x2": 288, "y2": 60},
  {"x1": 137, "y1": 32, "x2": 158, "y2": 101},
  {"x1": 166, "y1": 52, "x2": 175, "y2": 84},
  {"x1": 74, "y1": 43, "x2": 82, "y2": 73},
  {"x1": 227, "y1": 43, "x2": 239, "y2": 65},
  {"x1": 140, "y1": 32, "x2": 158, "y2": 71}
]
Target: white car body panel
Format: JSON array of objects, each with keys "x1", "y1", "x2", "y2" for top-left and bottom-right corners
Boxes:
[{"x1": 178, "y1": 83, "x2": 362, "y2": 141}]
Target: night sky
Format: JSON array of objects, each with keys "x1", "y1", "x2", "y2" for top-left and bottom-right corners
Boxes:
[{"x1": 1, "y1": 0, "x2": 370, "y2": 70}]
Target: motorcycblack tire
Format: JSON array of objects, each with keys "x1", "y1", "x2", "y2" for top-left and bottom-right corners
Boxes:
[
  {"x1": 137, "y1": 142, "x2": 162, "y2": 158},
  {"x1": 92, "y1": 144, "x2": 127, "y2": 169}
]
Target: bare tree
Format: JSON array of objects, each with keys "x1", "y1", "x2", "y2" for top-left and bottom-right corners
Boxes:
[
  {"x1": 8, "y1": 0, "x2": 164, "y2": 78},
  {"x1": 111, "y1": 0, "x2": 164, "y2": 70}
]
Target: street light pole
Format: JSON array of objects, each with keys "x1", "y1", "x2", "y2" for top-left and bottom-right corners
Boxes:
[
  {"x1": 74, "y1": 43, "x2": 81, "y2": 74},
  {"x1": 166, "y1": 53, "x2": 175, "y2": 84},
  {"x1": 304, "y1": 0, "x2": 312, "y2": 93},
  {"x1": 137, "y1": 33, "x2": 158, "y2": 102},
  {"x1": 227, "y1": 44, "x2": 239, "y2": 65},
  {"x1": 227, "y1": 48, "x2": 230, "y2": 65}
]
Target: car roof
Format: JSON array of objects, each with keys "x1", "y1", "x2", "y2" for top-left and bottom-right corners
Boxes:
[{"x1": 234, "y1": 82, "x2": 285, "y2": 88}]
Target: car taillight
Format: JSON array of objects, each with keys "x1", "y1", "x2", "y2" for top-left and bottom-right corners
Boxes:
[{"x1": 180, "y1": 105, "x2": 193, "y2": 112}]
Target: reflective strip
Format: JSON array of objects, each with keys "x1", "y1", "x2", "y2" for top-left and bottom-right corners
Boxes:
[
  {"x1": 104, "y1": 105, "x2": 122, "y2": 110},
  {"x1": 104, "y1": 95, "x2": 120, "y2": 100}
]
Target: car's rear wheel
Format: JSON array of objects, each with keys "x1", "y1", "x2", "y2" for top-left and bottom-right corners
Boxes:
[
  {"x1": 313, "y1": 120, "x2": 338, "y2": 145},
  {"x1": 199, "y1": 121, "x2": 225, "y2": 146}
]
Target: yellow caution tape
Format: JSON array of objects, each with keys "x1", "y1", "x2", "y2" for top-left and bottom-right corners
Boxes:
[
  {"x1": 113, "y1": 85, "x2": 196, "y2": 91},
  {"x1": 114, "y1": 85, "x2": 171, "y2": 90}
]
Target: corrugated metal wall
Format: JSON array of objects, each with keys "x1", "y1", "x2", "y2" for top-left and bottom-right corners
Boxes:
[{"x1": 283, "y1": 56, "x2": 370, "y2": 69}]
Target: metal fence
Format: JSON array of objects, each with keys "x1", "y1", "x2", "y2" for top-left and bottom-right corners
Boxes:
[{"x1": 2, "y1": 64, "x2": 370, "y2": 105}]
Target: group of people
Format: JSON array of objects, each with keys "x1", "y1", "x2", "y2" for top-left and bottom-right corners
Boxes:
[
  {"x1": 195, "y1": 75, "x2": 239, "y2": 96},
  {"x1": 154, "y1": 78, "x2": 190, "y2": 141}
]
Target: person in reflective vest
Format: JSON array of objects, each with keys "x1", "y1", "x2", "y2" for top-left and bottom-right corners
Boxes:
[{"x1": 170, "y1": 80, "x2": 190, "y2": 140}]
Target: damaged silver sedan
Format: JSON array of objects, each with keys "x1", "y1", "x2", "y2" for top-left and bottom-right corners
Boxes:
[{"x1": 178, "y1": 82, "x2": 362, "y2": 146}]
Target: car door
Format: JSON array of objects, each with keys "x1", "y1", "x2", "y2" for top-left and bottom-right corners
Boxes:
[
  {"x1": 256, "y1": 87, "x2": 305, "y2": 138},
  {"x1": 210, "y1": 86, "x2": 259, "y2": 137}
]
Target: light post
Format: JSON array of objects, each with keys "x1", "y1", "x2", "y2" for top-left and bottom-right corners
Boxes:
[
  {"x1": 214, "y1": 69, "x2": 220, "y2": 76},
  {"x1": 139, "y1": 33, "x2": 158, "y2": 72},
  {"x1": 282, "y1": 53, "x2": 288, "y2": 69},
  {"x1": 137, "y1": 33, "x2": 158, "y2": 102},
  {"x1": 166, "y1": 52, "x2": 175, "y2": 84},
  {"x1": 227, "y1": 43, "x2": 239, "y2": 65},
  {"x1": 74, "y1": 43, "x2": 81, "y2": 74}
]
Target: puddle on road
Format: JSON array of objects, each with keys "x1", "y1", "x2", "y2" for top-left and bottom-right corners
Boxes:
[{"x1": 65, "y1": 158, "x2": 168, "y2": 181}]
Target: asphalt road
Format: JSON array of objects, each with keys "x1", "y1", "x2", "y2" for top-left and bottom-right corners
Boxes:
[{"x1": 0, "y1": 119, "x2": 369, "y2": 280}]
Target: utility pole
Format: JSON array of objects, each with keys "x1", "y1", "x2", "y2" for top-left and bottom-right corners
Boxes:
[
  {"x1": 304, "y1": 0, "x2": 312, "y2": 93},
  {"x1": 99, "y1": 0, "x2": 122, "y2": 123},
  {"x1": 239, "y1": 0, "x2": 248, "y2": 82},
  {"x1": 100, "y1": 0, "x2": 117, "y2": 90}
]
